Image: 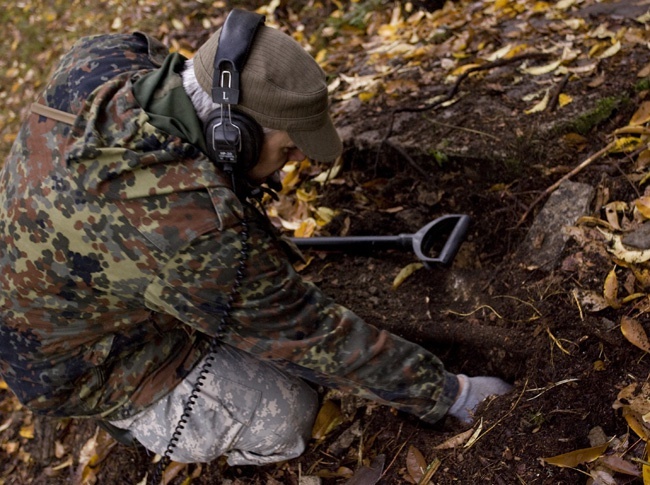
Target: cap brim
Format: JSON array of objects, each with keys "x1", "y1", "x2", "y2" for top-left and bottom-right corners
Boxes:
[{"x1": 289, "y1": 116, "x2": 342, "y2": 163}]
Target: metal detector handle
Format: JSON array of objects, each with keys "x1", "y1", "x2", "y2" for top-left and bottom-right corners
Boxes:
[
  {"x1": 290, "y1": 214, "x2": 471, "y2": 269},
  {"x1": 414, "y1": 214, "x2": 471, "y2": 268},
  {"x1": 290, "y1": 234, "x2": 407, "y2": 252}
]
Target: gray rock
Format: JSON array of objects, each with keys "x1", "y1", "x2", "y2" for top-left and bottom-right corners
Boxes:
[{"x1": 517, "y1": 180, "x2": 594, "y2": 269}]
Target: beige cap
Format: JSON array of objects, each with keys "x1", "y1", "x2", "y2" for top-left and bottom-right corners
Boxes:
[{"x1": 194, "y1": 24, "x2": 342, "y2": 163}]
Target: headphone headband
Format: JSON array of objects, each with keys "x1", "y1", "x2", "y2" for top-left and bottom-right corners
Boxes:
[
  {"x1": 205, "y1": 9, "x2": 266, "y2": 176},
  {"x1": 212, "y1": 9, "x2": 265, "y2": 105}
]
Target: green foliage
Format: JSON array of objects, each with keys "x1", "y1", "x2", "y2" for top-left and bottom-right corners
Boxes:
[
  {"x1": 635, "y1": 77, "x2": 650, "y2": 92},
  {"x1": 429, "y1": 149, "x2": 449, "y2": 167},
  {"x1": 564, "y1": 95, "x2": 629, "y2": 135},
  {"x1": 328, "y1": 0, "x2": 387, "y2": 30}
]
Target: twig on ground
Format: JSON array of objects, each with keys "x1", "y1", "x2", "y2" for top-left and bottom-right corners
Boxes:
[
  {"x1": 516, "y1": 140, "x2": 615, "y2": 227},
  {"x1": 376, "y1": 52, "x2": 551, "y2": 175},
  {"x1": 548, "y1": 73, "x2": 570, "y2": 112},
  {"x1": 383, "y1": 139, "x2": 430, "y2": 179},
  {"x1": 427, "y1": 117, "x2": 501, "y2": 140}
]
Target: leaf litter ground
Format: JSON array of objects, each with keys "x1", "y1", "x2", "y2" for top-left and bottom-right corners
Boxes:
[{"x1": 3, "y1": 0, "x2": 650, "y2": 483}]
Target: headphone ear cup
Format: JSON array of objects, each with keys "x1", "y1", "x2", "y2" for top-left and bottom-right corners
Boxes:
[
  {"x1": 203, "y1": 109, "x2": 264, "y2": 174},
  {"x1": 229, "y1": 110, "x2": 264, "y2": 172}
]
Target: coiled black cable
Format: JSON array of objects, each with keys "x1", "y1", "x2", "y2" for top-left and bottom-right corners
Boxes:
[{"x1": 150, "y1": 218, "x2": 250, "y2": 485}]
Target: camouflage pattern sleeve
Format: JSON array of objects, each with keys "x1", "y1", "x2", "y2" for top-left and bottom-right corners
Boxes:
[{"x1": 144, "y1": 203, "x2": 459, "y2": 424}]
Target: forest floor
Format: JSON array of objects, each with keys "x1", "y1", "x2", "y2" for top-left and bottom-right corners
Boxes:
[{"x1": 3, "y1": 0, "x2": 650, "y2": 484}]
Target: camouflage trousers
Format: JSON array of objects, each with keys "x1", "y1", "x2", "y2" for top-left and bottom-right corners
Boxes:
[{"x1": 110, "y1": 343, "x2": 318, "y2": 465}]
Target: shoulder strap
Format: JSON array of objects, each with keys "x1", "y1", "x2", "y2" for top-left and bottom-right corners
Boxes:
[{"x1": 31, "y1": 103, "x2": 76, "y2": 125}]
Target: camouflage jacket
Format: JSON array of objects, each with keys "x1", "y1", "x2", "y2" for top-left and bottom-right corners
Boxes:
[{"x1": 0, "y1": 33, "x2": 458, "y2": 422}]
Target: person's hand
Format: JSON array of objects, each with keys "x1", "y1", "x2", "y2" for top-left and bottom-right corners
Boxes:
[{"x1": 447, "y1": 374, "x2": 513, "y2": 424}]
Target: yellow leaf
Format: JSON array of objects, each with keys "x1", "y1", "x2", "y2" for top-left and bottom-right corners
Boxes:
[
  {"x1": 558, "y1": 93, "x2": 573, "y2": 107},
  {"x1": 294, "y1": 218, "x2": 317, "y2": 238},
  {"x1": 636, "y1": 197, "x2": 650, "y2": 219},
  {"x1": 525, "y1": 89, "x2": 550, "y2": 114},
  {"x1": 315, "y1": 207, "x2": 336, "y2": 226},
  {"x1": 19, "y1": 423, "x2": 34, "y2": 439},
  {"x1": 532, "y1": 1, "x2": 551, "y2": 13},
  {"x1": 494, "y1": 0, "x2": 510, "y2": 9},
  {"x1": 359, "y1": 92, "x2": 375, "y2": 102},
  {"x1": 451, "y1": 63, "x2": 481, "y2": 76},
  {"x1": 312, "y1": 400, "x2": 343, "y2": 440},
  {"x1": 522, "y1": 59, "x2": 562, "y2": 76},
  {"x1": 609, "y1": 136, "x2": 644, "y2": 153},
  {"x1": 171, "y1": 18, "x2": 184, "y2": 30},
  {"x1": 621, "y1": 316, "x2": 650, "y2": 353},
  {"x1": 631, "y1": 101, "x2": 650, "y2": 125},
  {"x1": 644, "y1": 463, "x2": 650, "y2": 484},
  {"x1": 392, "y1": 263, "x2": 423, "y2": 290},
  {"x1": 623, "y1": 409, "x2": 649, "y2": 441},
  {"x1": 542, "y1": 441, "x2": 609, "y2": 468},
  {"x1": 598, "y1": 40, "x2": 621, "y2": 59},
  {"x1": 3, "y1": 133, "x2": 17, "y2": 145},
  {"x1": 603, "y1": 267, "x2": 620, "y2": 309},
  {"x1": 296, "y1": 188, "x2": 318, "y2": 203},
  {"x1": 406, "y1": 445, "x2": 427, "y2": 483},
  {"x1": 315, "y1": 49, "x2": 327, "y2": 65},
  {"x1": 0, "y1": 379, "x2": 7, "y2": 390}
]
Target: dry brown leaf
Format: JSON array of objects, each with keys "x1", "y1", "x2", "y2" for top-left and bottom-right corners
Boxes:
[
  {"x1": 161, "y1": 461, "x2": 189, "y2": 485},
  {"x1": 603, "y1": 268, "x2": 620, "y2": 309},
  {"x1": 19, "y1": 422, "x2": 34, "y2": 439},
  {"x1": 542, "y1": 441, "x2": 609, "y2": 468},
  {"x1": 620, "y1": 316, "x2": 650, "y2": 353},
  {"x1": 312, "y1": 400, "x2": 343, "y2": 440},
  {"x1": 636, "y1": 197, "x2": 650, "y2": 220},
  {"x1": 599, "y1": 455, "x2": 641, "y2": 476},
  {"x1": 406, "y1": 445, "x2": 427, "y2": 483},
  {"x1": 622, "y1": 409, "x2": 649, "y2": 441},
  {"x1": 631, "y1": 101, "x2": 650, "y2": 125},
  {"x1": 434, "y1": 428, "x2": 474, "y2": 449}
]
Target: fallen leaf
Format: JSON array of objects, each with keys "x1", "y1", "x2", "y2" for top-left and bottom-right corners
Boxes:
[
  {"x1": 392, "y1": 263, "x2": 423, "y2": 289},
  {"x1": 635, "y1": 197, "x2": 650, "y2": 220},
  {"x1": 161, "y1": 461, "x2": 189, "y2": 485},
  {"x1": 406, "y1": 446, "x2": 427, "y2": 483},
  {"x1": 312, "y1": 400, "x2": 343, "y2": 440},
  {"x1": 599, "y1": 229, "x2": 650, "y2": 264},
  {"x1": 522, "y1": 59, "x2": 562, "y2": 76},
  {"x1": 542, "y1": 441, "x2": 609, "y2": 468},
  {"x1": 630, "y1": 101, "x2": 650, "y2": 125},
  {"x1": 434, "y1": 428, "x2": 474, "y2": 449},
  {"x1": 598, "y1": 40, "x2": 622, "y2": 59},
  {"x1": 603, "y1": 267, "x2": 620, "y2": 309},
  {"x1": 609, "y1": 136, "x2": 644, "y2": 153},
  {"x1": 622, "y1": 409, "x2": 649, "y2": 441},
  {"x1": 558, "y1": 93, "x2": 573, "y2": 107},
  {"x1": 19, "y1": 423, "x2": 34, "y2": 439},
  {"x1": 344, "y1": 454, "x2": 385, "y2": 485},
  {"x1": 599, "y1": 455, "x2": 641, "y2": 476},
  {"x1": 620, "y1": 316, "x2": 650, "y2": 353},
  {"x1": 525, "y1": 89, "x2": 550, "y2": 114}
]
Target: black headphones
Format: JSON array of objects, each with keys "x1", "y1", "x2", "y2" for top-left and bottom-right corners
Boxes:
[{"x1": 204, "y1": 9, "x2": 266, "y2": 175}]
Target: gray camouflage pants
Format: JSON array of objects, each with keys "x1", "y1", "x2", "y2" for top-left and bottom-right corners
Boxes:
[{"x1": 110, "y1": 344, "x2": 319, "y2": 465}]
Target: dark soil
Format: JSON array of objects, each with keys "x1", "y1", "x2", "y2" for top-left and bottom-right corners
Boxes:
[{"x1": 2, "y1": 0, "x2": 650, "y2": 484}]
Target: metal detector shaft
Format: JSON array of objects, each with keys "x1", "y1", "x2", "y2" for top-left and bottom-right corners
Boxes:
[{"x1": 291, "y1": 214, "x2": 470, "y2": 268}]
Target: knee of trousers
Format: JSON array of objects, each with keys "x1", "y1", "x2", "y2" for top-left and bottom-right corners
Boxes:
[{"x1": 110, "y1": 348, "x2": 321, "y2": 464}]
